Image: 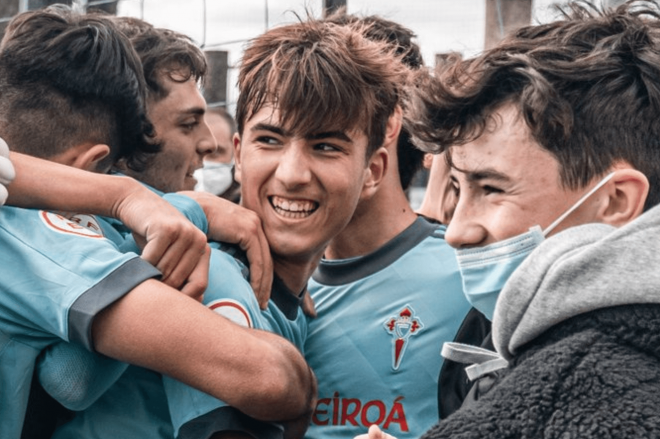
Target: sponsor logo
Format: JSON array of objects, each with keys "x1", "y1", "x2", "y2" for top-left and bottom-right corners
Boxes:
[
  {"x1": 312, "y1": 393, "x2": 408, "y2": 432},
  {"x1": 208, "y1": 299, "x2": 252, "y2": 328},
  {"x1": 40, "y1": 211, "x2": 104, "y2": 238},
  {"x1": 384, "y1": 305, "x2": 423, "y2": 370}
]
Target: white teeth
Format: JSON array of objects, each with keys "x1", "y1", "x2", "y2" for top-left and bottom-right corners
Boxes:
[{"x1": 271, "y1": 196, "x2": 317, "y2": 217}]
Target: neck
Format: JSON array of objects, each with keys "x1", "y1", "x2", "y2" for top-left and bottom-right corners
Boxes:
[
  {"x1": 324, "y1": 178, "x2": 417, "y2": 260},
  {"x1": 273, "y1": 254, "x2": 321, "y2": 295}
]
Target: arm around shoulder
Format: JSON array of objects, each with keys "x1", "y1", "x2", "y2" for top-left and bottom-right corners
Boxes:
[{"x1": 91, "y1": 278, "x2": 315, "y2": 422}]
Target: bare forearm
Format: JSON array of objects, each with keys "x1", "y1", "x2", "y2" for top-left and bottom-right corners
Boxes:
[
  {"x1": 7, "y1": 152, "x2": 140, "y2": 216},
  {"x1": 93, "y1": 280, "x2": 315, "y2": 421},
  {"x1": 7, "y1": 152, "x2": 209, "y2": 292}
]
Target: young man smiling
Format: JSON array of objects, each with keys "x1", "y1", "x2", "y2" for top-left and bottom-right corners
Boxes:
[
  {"x1": 0, "y1": 7, "x2": 312, "y2": 439},
  {"x1": 303, "y1": 13, "x2": 473, "y2": 439},
  {"x1": 45, "y1": 16, "x2": 406, "y2": 439},
  {"x1": 33, "y1": 17, "x2": 314, "y2": 439},
  {"x1": 159, "y1": 17, "x2": 409, "y2": 439},
  {"x1": 362, "y1": 1, "x2": 660, "y2": 438},
  {"x1": 111, "y1": 18, "x2": 216, "y2": 194}
]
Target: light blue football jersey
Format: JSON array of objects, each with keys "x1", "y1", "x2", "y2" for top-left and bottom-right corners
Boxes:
[
  {"x1": 0, "y1": 206, "x2": 160, "y2": 439},
  {"x1": 52, "y1": 240, "x2": 304, "y2": 439},
  {"x1": 304, "y1": 217, "x2": 471, "y2": 439},
  {"x1": 34, "y1": 189, "x2": 210, "y2": 414},
  {"x1": 164, "y1": 244, "x2": 306, "y2": 439},
  {"x1": 50, "y1": 243, "x2": 259, "y2": 439}
]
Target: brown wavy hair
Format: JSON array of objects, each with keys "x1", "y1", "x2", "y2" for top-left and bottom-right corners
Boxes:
[
  {"x1": 409, "y1": 0, "x2": 660, "y2": 211},
  {"x1": 236, "y1": 17, "x2": 409, "y2": 158}
]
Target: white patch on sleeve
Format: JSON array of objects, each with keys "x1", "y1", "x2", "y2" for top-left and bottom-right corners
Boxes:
[
  {"x1": 208, "y1": 299, "x2": 253, "y2": 328},
  {"x1": 40, "y1": 211, "x2": 105, "y2": 238}
]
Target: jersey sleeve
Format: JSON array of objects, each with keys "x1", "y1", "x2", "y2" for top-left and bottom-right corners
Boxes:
[
  {"x1": 161, "y1": 192, "x2": 208, "y2": 235},
  {"x1": 36, "y1": 342, "x2": 128, "y2": 410},
  {"x1": 163, "y1": 245, "x2": 277, "y2": 437},
  {"x1": 177, "y1": 406, "x2": 283, "y2": 439},
  {"x1": 0, "y1": 207, "x2": 161, "y2": 351}
]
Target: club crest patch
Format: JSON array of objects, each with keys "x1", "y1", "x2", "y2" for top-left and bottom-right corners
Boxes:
[
  {"x1": 208, "y1": 299, "x2": 253, "y2": 328},
  {"x1": 384, "y1": 305, "x2": 423, "y2": 370},
  {"x1": 40, "y1": 211, "x2": 105, "y2": 238}
]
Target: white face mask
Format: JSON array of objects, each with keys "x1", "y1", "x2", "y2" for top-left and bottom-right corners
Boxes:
[
  {"x1": 194, "y1": 161, "x2": 234, "y2": 196},
  {"x1": 455, "y1": 172, "x2": 615, "y2": 320}
]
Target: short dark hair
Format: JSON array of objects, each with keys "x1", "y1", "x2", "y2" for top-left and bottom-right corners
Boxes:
[
  {"x1": 0, "y1": 5, "x2": 157, "y2": 172},
  {"x1": 112, "y1": 16, "x2": 208, "y2": 103},
  {"x1": 409, "y1": 0, "x2": 660, "y2": 211},
  {"x1": 235, "y1": 18, "x2": 408, "y2": 158},
  {"x1": 325, "y1": 9, "x2": 425, "y2": 190}
]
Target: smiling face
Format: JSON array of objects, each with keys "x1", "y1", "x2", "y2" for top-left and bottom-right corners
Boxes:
[
  {"x1": 445, "y1": 104, "x2": 606, "y2": 248},
  {"x1": 234, "y1": 104, "x2": 377, "y2": 263},
  {"x1": 135, "y1": 74, "x2": 216, "y2": 193}
]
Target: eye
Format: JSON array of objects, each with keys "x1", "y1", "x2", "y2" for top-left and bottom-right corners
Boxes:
[
  {"x1": 181, "y1": 119, "x2": 200, "y2": 132},
  {"x1": 482, "y1": 184, "x2": 504, "y2": 195},
  {"x1": 314, "y1": 142, "x2": 341, "y2": 152},
  {"x1": 255, "y1": 135, "x2": 280, "y2": 145}
]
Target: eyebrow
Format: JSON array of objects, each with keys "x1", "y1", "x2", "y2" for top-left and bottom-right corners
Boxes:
[
  {"x1": 306, "y1": 131, "x2": 352, "y2": 143},
  {"x1": 251, "y1": 123, "x2": 352, "y2": 143},
  {"x1": 179, "y1": 107, "x2": 206, "y2": 118},
  {"x1": 452, "y1": 167, "x2": 512, "y2": 184},
  {"x1": 251, "y1": 123, "x2": 289, "y2": 137}
]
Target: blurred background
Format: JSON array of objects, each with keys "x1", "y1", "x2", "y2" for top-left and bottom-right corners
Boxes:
[
  {"x1": 0, "y1": 0, "x2": 628, "y2": 206},
  {"x1": 0, "y1": 0, "x2": 629, "y2": 111}
]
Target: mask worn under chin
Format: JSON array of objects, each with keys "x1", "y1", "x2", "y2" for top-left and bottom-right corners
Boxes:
[
  {"x1": 455, "y1": 172, "x2": 615, "y2": 321},
  {"x1": 194, "y1": 161, "x2": 234, "y2": 196}
]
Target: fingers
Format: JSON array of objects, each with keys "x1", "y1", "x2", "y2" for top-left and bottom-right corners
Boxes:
[
  {"x1": 179, "y1": 245, "x2": 211, "y2": 302},
  {"x1": 179, "y1": 191, "x2": 273, "y2": 309},
  {"x1": 0, "y1": 138, "x2": 16, "y2": 205},
  {"x1": 368, "y1": 424, "x2": 395, "y2": 439},
  {"x1": 0, "y1": 184, "x2": 7, "y2": 206},
  {"x1": 240, "y1": 214, "x2": 273, "y2": 309},
  {"x1": 139, "y1": 221, "x2": 209, "y2": 291}
]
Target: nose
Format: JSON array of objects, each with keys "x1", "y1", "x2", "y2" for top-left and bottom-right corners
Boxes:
[
  {"x1": 197, "y1": 119, "x2": 217, "y2": 158},
  {"x1": 444, "y1": 198, "x2": 487, "y2": 249},
  {"x1": 274, "y1": 141, "x2": 312, "y2": 188}
]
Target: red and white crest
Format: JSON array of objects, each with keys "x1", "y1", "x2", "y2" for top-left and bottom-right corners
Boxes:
[
  {"x1": 384, "y1": 305, "x2": 423, "y2": 370},
  {"x1": 40, "y1": 211, "x2": 105, "y2": 238}
]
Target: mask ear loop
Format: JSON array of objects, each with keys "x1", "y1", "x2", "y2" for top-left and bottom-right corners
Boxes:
[{"x1": 542, "y1": 172, "x2": 616, "y2": 237}]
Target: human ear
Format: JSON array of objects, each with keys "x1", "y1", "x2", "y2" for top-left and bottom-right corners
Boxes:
[
  {"x1": 599, "y1": 168, "x2": 649, "y2": 227},
  {"x1": 384, "y1": 106, "x2": 403, "y2": 146},
  {"x1": 361, "y1": 147, "x2": 388, "y2": 200},
  {"x1": 233, "y1": 133, "x2": 242, "y2": 183},
  {"x1": 71, "y1": 144, "x2": 110, "y2": 172}
]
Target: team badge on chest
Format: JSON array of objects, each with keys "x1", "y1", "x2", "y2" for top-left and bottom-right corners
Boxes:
[{"x1": 384, "y1": 305, "x2": 423, "y2": 370}]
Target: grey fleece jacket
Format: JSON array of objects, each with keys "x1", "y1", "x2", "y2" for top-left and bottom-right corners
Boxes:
[
  {"x1": 422, "y1": 204, "x2": 660, "y2": 439},
  {"x1": 493, "y1": 202, "x2": 660, "y2": 360}
]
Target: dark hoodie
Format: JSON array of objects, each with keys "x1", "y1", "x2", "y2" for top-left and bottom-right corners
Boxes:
[{"x1": 424, "y1": 204, "x2": 660, "y2": 439}]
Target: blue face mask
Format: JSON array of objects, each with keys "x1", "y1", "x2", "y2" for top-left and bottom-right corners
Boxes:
[{"x1": 455, "y1": 172, "x2": 615, "y2": 321}]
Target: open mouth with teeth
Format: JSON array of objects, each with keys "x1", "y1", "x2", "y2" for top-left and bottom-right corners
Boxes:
[{"x1": 270, "y1": 195, "x2": 319, "y2": 219}]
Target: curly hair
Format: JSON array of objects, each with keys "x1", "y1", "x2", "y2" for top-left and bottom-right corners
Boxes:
[
  {"x1": 112, "y1": 16, "x2": 208, "y2": 103},
  {"x1": 409, "y1": 0, "x2": 660, "y2": 211}
]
